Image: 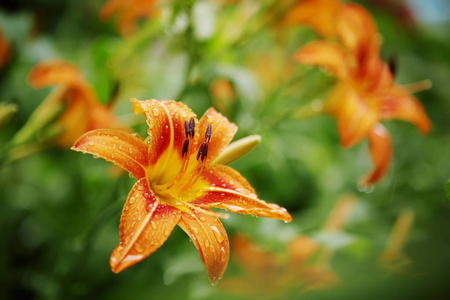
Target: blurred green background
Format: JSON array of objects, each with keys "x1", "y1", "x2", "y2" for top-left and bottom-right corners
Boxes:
[{"x1": 0, "y1": 0, "x2": 449, "y2": 299}]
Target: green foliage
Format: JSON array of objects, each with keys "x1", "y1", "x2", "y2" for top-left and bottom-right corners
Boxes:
[{"x1": 0, "y1": 0, "x2": 449, "y2": 299}]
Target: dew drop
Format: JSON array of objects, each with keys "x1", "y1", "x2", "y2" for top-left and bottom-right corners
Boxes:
[
  {"x1": 211, "y1": 279, "x2": 218, "y2": 286},
  {"x1": 134, "y1": 243, "x2": 144, "y2": 253},
  {"x1": 88, "y1": 141, "x2": 94, "y2": 146},
  {"x1": 129, "y1": 196, "x2": 136, "y2": 204},
  {"x1": 205, "y1": 239, "x2": 210, "y2": 248},
  {"x1": 151, "y1": 221, "x2": 157, "y2": 229},
  {"x1": 210, "y1": 225, "x2": 224, "y2": 242},
  {"x1": 128, "y1": 148, "x2": 133, "y2": 155},
  {"x1": 92, "y1": 153, "x2": 100, "y2": 159},
  {"x1": 113, "y1": 136, "x2": 119, "y2": 140},
  {"x1": 152, "y1": 107, "x2": 160, "y2": 116},
  {"x1": 128, "y1": 173, "x2": 134, "y2": 178},
  {"x1": 80, "y1": 147, "x2": 87, "y2": 154}
]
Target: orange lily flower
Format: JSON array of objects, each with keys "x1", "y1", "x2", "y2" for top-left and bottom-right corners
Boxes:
[
  {"x1": 295, "y1": 4, "x2": 431, "y2": 184},
  {"x1": 71, "y1": 98, "x2": 292, "y2": 283},
  {"x1": 283, "y1": 0, "x2": 341, "y2": 37},
  {"x1": 28, "y1": 61, "x2": 130, "y2": 147},
  {"x1": 0, "y1": 28, "x2": 10, "y2": 69},
  {"x1": 100, "y1": 0, "x2": 159, "y2": 36}
]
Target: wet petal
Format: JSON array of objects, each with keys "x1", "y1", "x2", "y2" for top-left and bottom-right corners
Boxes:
[
  {"x1": 284, "y1": 0, "x2": 341, "y2": 37},
  {"x1": 195, "y1": 107, "x2": 238, "y2": 164},
  {"x1": 363, "y1": 123, "x2": 393, "y2": 184},
  {"x1": 295, "y1": 41, "x2": 350, "y2": 79},
  {"x1": 110, "y1": 179, "x2": 181, "y2": 273},
  {"x1": 131, "y1": 99, "x2": 197, "y2": 178},
  {"x1": 192, "y1": 165, "x2": 292, "y2": 222},
  {"x1": 380, "y1": 86, "x2": 431, "y2": 134},
  {"x1": 72, "y1": 129, "x2": 149, "y2": 179},
  {"x1": 178, "y1": 210, "x2": 229, "y2": 283}
]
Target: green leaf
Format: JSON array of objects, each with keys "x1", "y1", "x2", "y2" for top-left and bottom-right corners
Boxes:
[{"x1": 445, "y1": 180, "x2": 450, "y2": 201}]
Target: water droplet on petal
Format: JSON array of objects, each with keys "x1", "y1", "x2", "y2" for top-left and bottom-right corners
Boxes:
[
  {"x1": 92, "y1": 153, "x2": 100, "y2": 159},
  {"x1": 129, "y1": 196, "x2": 136, "y2": 204},
  {"x1": 88, "y1": 141, "x2": 94, "y2": 146},
  {"x1": 210, "y1": 225, "x2": 225, "y2": 242},
  {"x1": 80, "y1": 147, "x2": 87, "y2": 154},
  {"x1": 152, "y1": 108, "x2": 160, "y2": 116},
  {"x1": 135, "y1": 243, "x2": 144, "y2": 252}
]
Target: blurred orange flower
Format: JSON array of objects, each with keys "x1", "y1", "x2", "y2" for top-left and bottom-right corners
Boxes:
[
  {"x1": 220, "y1": 234, "x2": 337, "y2": 298},
  {"x1": 100, "y1": 0, "x2": 159, "y2": 36},
  {"x1": 0, "y1": 28, "x2": 10, "y2": 69},
  {"x1": 221, "y1": 194, "x2": 357, "y2": 298},
  {"x1": 28, "y1": 61, "x2": 130, "y2": 147},
  {"x1": 71, "y1": 98, "x2": 292, "y2": 283},
  {"x1": 209, "y1": 78, "x2": 237, "y2": 114},
  {"x1": 378, "y1": 209, "x2": 414, "y2": 272},
  {"x1": 295, "y1": 4, "x2": 431, "y2": 184},
  {"x1": 283, "y1": 0, "x2": 341, "y2": 37}
]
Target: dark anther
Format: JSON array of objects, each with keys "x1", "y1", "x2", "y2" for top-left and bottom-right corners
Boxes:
[
  {"x1": 185, "y1": 117, "x2": 195, "y2": 139},
  {"x1": 201, "y1": 143, "x2": 208, "y2": 161},
  {"x1": 184, "y1": 119, "x2": 189, "y2": 138},
  {"x1": 182, "y1": 139, "x2": 189, "y2": 157},
  {"x1": 204, "y1": 123, "x2": 212, "y2": 142},
  {"x1": 189, "y1": 117, "x2": 195, "y2": 139},
  {"x1": 196, "y1": 142, "x2": 208, "y2": 162}
]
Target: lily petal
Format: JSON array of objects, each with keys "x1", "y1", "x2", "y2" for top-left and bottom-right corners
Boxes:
[
  {"x1": 56, "y1": 94, "x2": 90, "y2": 146},
  {"x1": 380, "y1": 86, "x2": 431, "y2": 134},
  {"x1": 28, "y1": 61, "x2": 94, "y2": 99},
  {"x1": 100, "y1": 0, "x2": 157, "y2": 36},
  {"x1": 295, "y1": 41, "x2": 350, "y2": 79},
  {"x1": 72, "y1": 129, "x2": 149, "y2": 179},
  {"x1": 193, "y1": 165, "x2": 292, "y2": 222},
  {"x1": 284, "y1": 0, "x2": 341, "y2": 37},
  {"x1": 328, "y1": 83, "x2": 379, "y2": 147},
  {"x1": 131, "y1": 99, "x2": 197, "y2": 176},
  {"x1": 178, "y1": 210, "x2": 229, "y2": 283},
  {"x1": 110, "y1": 178, "x2": 181, "y2": 273},
  {"x1": 195, "y1": 107, "x2": 238, "y2": 164},
  {"x1": 337, "y1": 3, "x2": 381, "y2": 75},
  {"x1": 363, "y1": 123, "x2": 393, "y2": 184}
]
